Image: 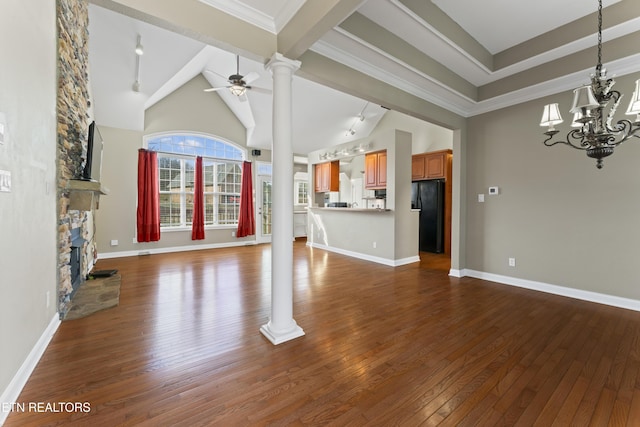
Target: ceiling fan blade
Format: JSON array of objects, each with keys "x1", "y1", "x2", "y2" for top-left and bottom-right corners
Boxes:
[
  {"x1": 249, "y1": 86, "x2": 272, "y2": 95},
  {"x1": 242, "y1": 71, "x2": 260, "y2": 85},
  {"x1": 203, "y1": 86, "x2": 229, "y2": 92}
]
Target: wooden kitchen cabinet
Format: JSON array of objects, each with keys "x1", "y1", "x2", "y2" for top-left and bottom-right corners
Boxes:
[
  {"x1": 412, "y1": 149, "x2": 451, "y2": 180},
  {"x1": 365, "y1": 150, "x2": 387, "y2": 189},
  {"x1": 314, "y1": 161, "x2": 339, "y2": 192},
  {"x1": 411, "y1": 156, "x2": 426, "y2": 180}
]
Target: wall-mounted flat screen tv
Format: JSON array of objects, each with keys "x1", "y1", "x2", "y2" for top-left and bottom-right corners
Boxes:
[{"x1": 82, "y1": 121, "x2": 103, "y2": 182}]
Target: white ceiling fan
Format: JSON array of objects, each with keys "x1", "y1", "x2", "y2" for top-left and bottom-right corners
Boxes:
[{"x1": 204, "y1": 55, "x2": 271, "y2": 102}]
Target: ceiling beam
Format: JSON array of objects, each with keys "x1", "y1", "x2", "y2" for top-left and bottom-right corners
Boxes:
[
  {"x1": 298, "y1": 50, "x2": 465, "y2": 130},
  {"x1": 89, "y1": 0, "x2": 276, "y2": 62},
  {"x1": 277, "y1": 0, "x2": 367, "y2": 60},
  {"x1": 338, "y1": 12, "x2": 478, "y2": 102},
  {"x1": 399, "y1": 0, "x2": 493, "y2": 71}
]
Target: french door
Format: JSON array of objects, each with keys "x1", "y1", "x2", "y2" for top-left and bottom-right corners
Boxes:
[{"x1": 256, "y1": 175, "x2": 272, "y2": 243}]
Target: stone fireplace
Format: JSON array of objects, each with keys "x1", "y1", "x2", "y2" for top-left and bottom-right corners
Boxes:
[
  {"x1": 57, "y1": 0, "x2": 106, "y2": 318},
  {"x1": 69, "y1": 227, "x2": 84, "y2": 295}
]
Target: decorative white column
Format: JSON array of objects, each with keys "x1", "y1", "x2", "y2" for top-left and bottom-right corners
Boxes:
[{"x1": 260, "y1": 53, "x2": 305, "y2": 345}]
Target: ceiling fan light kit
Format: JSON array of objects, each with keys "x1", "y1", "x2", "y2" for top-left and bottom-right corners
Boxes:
[
  {"x1": 539, "y1": 0, "x2": 640, "y2": 169},
  {"x1": 229, "y1": 83, "x2": 246, "y2": 97}
]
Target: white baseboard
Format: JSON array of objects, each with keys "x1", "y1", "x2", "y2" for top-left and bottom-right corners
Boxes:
[
  {"x1": 98, "y1": 240, "x2": 258, "y2": 259},
  {"x1": 0, "y1": 313, "x2": 61, "y2": 426},
  {"x1": 448, "y1": 268, "x2": 464, "y2": 278},
  {"x1": 307, "y1": 242, "x2": 419, "y2": 267},
  {"x1": 458, "y1": 269, "x2": 640, "y2": 312}
]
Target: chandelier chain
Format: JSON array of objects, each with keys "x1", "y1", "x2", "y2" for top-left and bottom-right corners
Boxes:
[{"x1": 596, "y1": 0, "x2": 603, "y2": 73}]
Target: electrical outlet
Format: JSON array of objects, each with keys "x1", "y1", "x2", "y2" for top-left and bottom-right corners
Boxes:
[
  {"x1": 478, "y1": 194, "x2": 485, "y2": 203},
  {"x1": 231, "y1": 231, "x2": 235, "y2": 237},
  {"x1": 508, "y1": 257, "x2": 516, "y2": 267},
  {"x1": 132, "y1": 237, "x2": 137, "y2": 244},
  {"x1": 373, "y1": 241, "x2": 377, "y2": 249},
  {"x1": 46, "y1": 291, "x2": 50, "y2": 308},
  {"x1": 110, "y1": 239, "x2": 118, "y2": 246}
]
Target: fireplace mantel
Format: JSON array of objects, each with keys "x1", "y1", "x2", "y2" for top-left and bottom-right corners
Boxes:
[{"x1": 67, "y1": 179, "x2": 109, "y2": 211}]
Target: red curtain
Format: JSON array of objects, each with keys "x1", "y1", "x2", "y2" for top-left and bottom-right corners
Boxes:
[
  {"x1": 191, "y1": 156, "x2": 205, "y2": 240},
  {"x1": 237, "y1": 161, "x2": 255, "y2": 237},
  {"x1": 137, "y1": 149, "x2": 160, "y2": 242}
]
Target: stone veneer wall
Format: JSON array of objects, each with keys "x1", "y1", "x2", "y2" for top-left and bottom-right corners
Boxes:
[{"x1": 57, "y1": 0, "x2": 96, "y2": 317}]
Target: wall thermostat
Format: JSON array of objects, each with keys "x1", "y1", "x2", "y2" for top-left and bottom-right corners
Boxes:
[{"x1": 488, "y1": 186, "x2": 499, "y2": 195}]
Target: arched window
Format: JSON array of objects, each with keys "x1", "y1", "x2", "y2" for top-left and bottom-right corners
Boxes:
[{"x1": 145, "y1": 133, "x2": 246, "y2": 229}]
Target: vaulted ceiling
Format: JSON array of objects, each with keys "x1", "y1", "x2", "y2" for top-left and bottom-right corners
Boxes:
[{"x1": 88, "y1": 0, "x2": 640, "y2": 154}]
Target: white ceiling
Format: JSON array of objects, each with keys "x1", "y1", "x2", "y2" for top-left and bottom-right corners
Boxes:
[
  {"x1": 88, "y1": 0, "x2": 640, "y2": 154},
  {"x1": 89, "y1": 3, "x2": 387, "y2": 153},
  {"x1": 431, "y1": 0, "x2": 620, "y2": 54}
]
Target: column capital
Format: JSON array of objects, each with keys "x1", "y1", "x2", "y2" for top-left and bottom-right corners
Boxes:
[{"x1": 266, "y1": 52, "x2": 301, "y2": 73}]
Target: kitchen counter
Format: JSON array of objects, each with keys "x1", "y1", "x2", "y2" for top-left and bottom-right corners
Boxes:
[{"x1": 309, "y1": 207, "x2": 392, "y2": 212}]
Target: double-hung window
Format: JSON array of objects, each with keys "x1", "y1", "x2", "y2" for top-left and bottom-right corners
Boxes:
[{"x1": 146, "y1": 133, "x2": 245, "y2": 229}]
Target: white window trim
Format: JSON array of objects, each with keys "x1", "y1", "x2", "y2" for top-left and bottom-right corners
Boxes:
[{"x1": 144, "y1": 131, "x2": 247, "y2": 230}]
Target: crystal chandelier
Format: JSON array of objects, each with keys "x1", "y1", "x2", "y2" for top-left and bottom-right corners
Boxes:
[{"x1": 540, "y1": 0, "x2": 640, "y2": 169}]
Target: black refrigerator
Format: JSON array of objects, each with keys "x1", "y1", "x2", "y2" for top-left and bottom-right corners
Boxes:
[{"x1": 411, "y1": 179, "x2": 445, "y2": 253}]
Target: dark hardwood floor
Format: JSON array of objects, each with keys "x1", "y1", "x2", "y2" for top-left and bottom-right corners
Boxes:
[{"x1": 6, "y1": 241, "x2": 640, "y2": 426}]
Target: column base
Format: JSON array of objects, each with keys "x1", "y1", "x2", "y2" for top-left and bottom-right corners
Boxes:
[{"x1": 260, "y1": 321, "x2": 305, "y2": 345}]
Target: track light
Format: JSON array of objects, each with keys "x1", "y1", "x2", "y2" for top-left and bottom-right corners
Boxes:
[
  {"x1": 346, "y1": 102, "x2": 369, "y2": 138},
  {"x1": 135, "y1": 35, "x2": 144, "y2": 56},
  {"x1": 132, "y1": 35, "x2": 142, "y2": 92}
]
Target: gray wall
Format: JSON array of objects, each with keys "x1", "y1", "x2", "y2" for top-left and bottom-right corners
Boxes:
[
  {"x1": 465, "y1": 72, "x2": 640, "y2": 300},
  {"x1": 376, "y1": 110, "x2": 453, "y2": 154},
  {"x1": 96, "y1": 75, "x2": 272, "y2": 256},
  {"x1": 0, "y1": 0, "x2": 58, "y2": 406}
]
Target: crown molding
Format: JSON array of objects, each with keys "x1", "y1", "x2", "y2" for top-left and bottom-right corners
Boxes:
[
  {"x1": 198, "y1": 0, "x2": 276, "y2": 33},
  {"x1": 313, "y1": 29, "x2": 474, "y2": 117},
  {"x1": 272, "y1": 0, "x2": 306, "y2": 33},
  {"x1": 197, "y1": 0, "x2": 306, "y2": 34},
  {"x1": 314, "y1": 28, "x2": 640, "y2": 118},
  {"x1": 471, "y1": 53, "x2": 640, "y2": 116}
]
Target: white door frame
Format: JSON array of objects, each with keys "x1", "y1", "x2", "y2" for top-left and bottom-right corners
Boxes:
[{"x1": 255, "y1": 162, "x2": 272, "y2": 244}]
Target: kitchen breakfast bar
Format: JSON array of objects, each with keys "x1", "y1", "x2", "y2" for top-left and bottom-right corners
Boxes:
[
  {"x1": 306, "y1": 129, "x2": 420, "y2": 267},
  {"x1": 306, "y1": 206, "x2": 419, "y2": 267}
]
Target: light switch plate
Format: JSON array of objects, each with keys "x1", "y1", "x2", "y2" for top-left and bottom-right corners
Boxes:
[
  {"x1": 478, "y1": 193, "x2": 485, "y2": 203},
  {"x1": 0, "y1": 112, "x2": 6, "y2": 144},
  {"x1": 0, "y1": 170, "x2": 11, "y2": 192}
]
